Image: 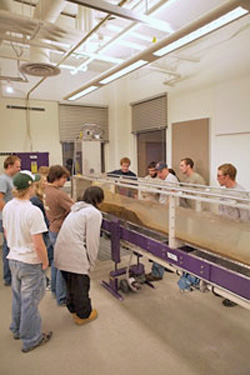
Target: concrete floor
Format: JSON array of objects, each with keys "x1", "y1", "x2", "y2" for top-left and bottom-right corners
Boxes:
[{"x1": 1, "y1": 250, "x2": 250, "y2": 375}]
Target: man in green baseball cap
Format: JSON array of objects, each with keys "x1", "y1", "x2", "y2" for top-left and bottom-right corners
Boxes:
[
  {"x1": 3, "y1": 170, "x2": 52, "y2": 353},
  {"x1": 13, "y1": 170, "x2": 41, "y2": 190}
]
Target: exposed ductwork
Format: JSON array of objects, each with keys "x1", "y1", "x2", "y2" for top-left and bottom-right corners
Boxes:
[
  {"x1": 19, "y1": 0, "x2": 66, "y2": 77},
  {"x1": 0, "y1": 0, "x2": 13, "y2": 12}
]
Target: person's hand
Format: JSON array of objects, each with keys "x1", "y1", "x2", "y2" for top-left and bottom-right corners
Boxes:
[{"x1": 42, "y1": 259, "x2": 49, "y2": 270}]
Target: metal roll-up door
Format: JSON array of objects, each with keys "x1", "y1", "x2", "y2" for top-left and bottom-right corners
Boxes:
[
  {"x1": 59, "y1": 104, "x2": 109, "y2": 142},
  {"x1": 131, "y1": 93, "x2": 167, "y2": 134}
]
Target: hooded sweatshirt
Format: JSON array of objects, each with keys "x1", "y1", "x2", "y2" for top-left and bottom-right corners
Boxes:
[{"x1": 54, "y1": 201, "x2": 102, "y2": 274}]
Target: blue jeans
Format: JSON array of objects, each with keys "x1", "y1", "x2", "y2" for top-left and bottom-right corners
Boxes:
[
  {"x1": 49, "y1": 231, "x2": 67, "y2": 305},
  {"x1": 0, "y1": 219, "x2": 11, "y2": 284},
  {"x1": 151, "y1": 262, "x2": 165, "y2": 278},
  {"x1": 9, "y1": 260, "x2": 46, "y2": 351}
]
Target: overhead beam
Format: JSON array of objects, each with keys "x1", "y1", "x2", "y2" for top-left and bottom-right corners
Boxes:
[
  {"x1": 66, "y1": 0, "x2": 173, "y2": 32},
  {"x1": 67, "y1": 0, "x2": 153, "y2": 22}
]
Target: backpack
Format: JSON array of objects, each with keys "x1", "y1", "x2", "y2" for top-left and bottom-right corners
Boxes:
[{"x1": 177, "y1": 272, "x2": 200, "y2": 292}]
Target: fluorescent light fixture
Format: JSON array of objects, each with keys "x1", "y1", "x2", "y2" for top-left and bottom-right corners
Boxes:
[
  {"x1": 68, "y1": 86, "x2": 98, "y2": 101},
  {"x1": 99, "y1": 60, "x2": 148, "y2": 84},
  {"x1": 154, "y1": 6, "x2": 248, "y2": 57}
]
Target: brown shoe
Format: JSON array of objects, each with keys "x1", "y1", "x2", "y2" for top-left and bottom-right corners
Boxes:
[
  {"x1": 22, "y1": 331, "x2": 53, "y2": 353},
  {"x1": 73, "y1": 309, "x2": 98, "y2": 325},
  {"x1": 145, "y1": 273, "x2": 162, "y2": 282}
]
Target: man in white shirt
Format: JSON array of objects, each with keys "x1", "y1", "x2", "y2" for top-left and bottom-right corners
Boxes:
[
  {"x1": 3, "y1": 171, "x2": 52, "y2": 352},
  {"x1": 217, "y1": 163, "x2": 250, "y2": 308},
  {"x1": 156, "y1": 161, "x2": 179, "y2": 204},
  {"x1": 146, "y1": 162, "x2": 179, "y2": 281},
  {"x1": 217, "y1": 163, "x2": 250, "y2": 222}
]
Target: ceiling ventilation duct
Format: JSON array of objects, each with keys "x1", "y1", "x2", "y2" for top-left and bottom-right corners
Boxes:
[
  {"x1": 19, "y1": 47, "x2": 61, "y2": 77},
  {"x1": 19, "y1": 0, "x2": 65, "y2": 77}
]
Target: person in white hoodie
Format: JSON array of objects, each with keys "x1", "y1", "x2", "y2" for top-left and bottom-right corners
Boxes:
[{"x1": 54, "y1": 186, "x2": 104, "y2": 325}]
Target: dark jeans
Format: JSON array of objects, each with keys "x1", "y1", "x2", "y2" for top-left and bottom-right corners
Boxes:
[
  {"x1": 49, "y1": 231, "x2": 67, "y2": 305},
  {"x1": 61, "y1": 271, "x2": 92, "y2": 319}
]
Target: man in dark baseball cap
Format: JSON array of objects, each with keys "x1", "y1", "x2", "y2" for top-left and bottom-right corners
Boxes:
[
  {"x1": 155, "y1": 161, "x2": 168, "y2": 171},
  {"x1": 145, "y1": 161, "x2": 178, "y2": 282}
]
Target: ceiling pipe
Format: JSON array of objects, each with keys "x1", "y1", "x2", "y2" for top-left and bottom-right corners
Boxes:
[
  {"x1": 26, "y1": 0, "x2": 129, "y2": 99},
  {"x1": 0, "y1": 0, "x2": 13, "y2": 48},
  {"x1": 33, "y1": 0, "x2": 66, "y2": 23},
  {"x1": 25, "y1": 0, "x2": 167, "y2": 97},
  {"x1": 66, "y1": 0, "x2": 171, "y2": 77},
  {"x1": 64, "y1": 0, "x2": 249, "y2": 100},
  {"x1": 20, "y1": 0, "x2": 66, "y2": 77},
  {"x1": 23, "y1": 0, "x2": 66, "y2": 152},
  {"x1": 0, "y1": 0, "x2": 13, "y2": 12}
]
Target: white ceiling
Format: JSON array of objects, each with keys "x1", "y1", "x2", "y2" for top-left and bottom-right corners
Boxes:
[{"x1": 0, "y1": 0, "x2": 249, "y2": 102}]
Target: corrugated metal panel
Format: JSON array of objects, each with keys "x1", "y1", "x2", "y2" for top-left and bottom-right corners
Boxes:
[
  {"x1": 131, "y1": 93, "x2": 167, "y2": 133},
  {"x1": 59, "y1": 104, "x2": 109, "y2": 142}
]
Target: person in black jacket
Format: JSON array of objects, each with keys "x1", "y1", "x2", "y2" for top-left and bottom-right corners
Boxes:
[
  {"x1": 107, "y1": 157, "x2": 137, "y2": 198},
  {"x1": 107, "y1": 157, "x2": 136, "y2": 178}
]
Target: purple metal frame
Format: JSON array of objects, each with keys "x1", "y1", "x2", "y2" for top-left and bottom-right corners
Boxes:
[{"x1": 101, "y1": 217, "x2": 250, "y2": 301}]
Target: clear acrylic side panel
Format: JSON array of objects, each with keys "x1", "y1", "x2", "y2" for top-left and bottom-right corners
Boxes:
[{"x1": 71, "y1": 175, "x2": 250, "y2": 266}]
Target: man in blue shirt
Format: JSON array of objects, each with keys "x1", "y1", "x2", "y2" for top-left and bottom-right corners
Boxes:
[{"x1": 0, "y1": 155, "x2": 21, "y2": 286}]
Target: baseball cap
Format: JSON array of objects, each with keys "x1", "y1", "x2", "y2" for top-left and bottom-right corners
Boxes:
[
  {"x1": 155, "y1": 161, "x2": 168, "y2": 171},
  {"x1": 13, "y1": 170, "x2": 41, "y2": 190}
]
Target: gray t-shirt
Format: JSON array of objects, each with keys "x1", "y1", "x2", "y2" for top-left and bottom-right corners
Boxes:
[
  {"x1": 186, "y1": 172, "x2": 205, "y2": 186},
  {"x1": 219, "y1": 183, "x2": 250, "y2": 222},
  {"x1": 184, "y1": 172, "x2": 206, "y2": 209},
  {"x1": 0, "y1": 173, "x2": 13, "y2": 220}
]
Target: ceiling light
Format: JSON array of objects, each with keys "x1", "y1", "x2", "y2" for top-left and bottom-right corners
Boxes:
[
  {"x1": 5, "y1": 83, "x2": 14, "y2": 94},
  {"x1": 64, "y1": 1, "x2": 249, "y2": 101},
  {"x1": 68, "y1": 86, "x2": 98, "y2": 101},
  {"x1": 154, "y1": 7, "x2": 248, "y2": 57},
  {"x1": 99, "y1": 60, "x2": 148, "y2": 84}
]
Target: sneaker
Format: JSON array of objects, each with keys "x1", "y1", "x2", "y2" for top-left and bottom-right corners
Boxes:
[
  {"x1": 73, "y1": 309, "x2": 98, "y2": 326},
  {"x1": 22, "y1": 331, "x2": 53, "y2": 353},
  {"x1": 13, "y1": 333, "x2": 20, "y2": 340},
  {"x1": 145, "y1": 273, "x2": 163, "y2": 282},
  {"x1": 164, "y1": 268, "x2": 174, "y2": 273},
  {"x1": 222, "y1": 299, "x2": 237, "y2": 307},
  {"x1": 46, "y1": 279, "x2": 51, "y2": 291}
]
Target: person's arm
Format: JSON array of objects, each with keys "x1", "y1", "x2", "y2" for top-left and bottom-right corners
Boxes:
[
  {"x1": 32, "y1": 233, "x2": 49, "y2": 270},
  {"x1": 86, "y1": 210, "x2": 102, "y2": 268},
  {"x1": 58, "y1": 192, "x2": 74, "y2": 215},
  {"x1": 0, "y1": 192, "x2": 5, "y2": 212}
]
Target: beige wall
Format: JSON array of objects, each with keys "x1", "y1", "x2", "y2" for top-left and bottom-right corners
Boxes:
[
  {"x1": 1, "y1": 75, "x2": 249, "y2": 190},
  {"x1": 0, "y1": 98, "x2": 62, "y2": 172},
  {"x1": 168, "y1": 76, "x2": 250, "y2": 188},
  {"x1": 105, "y1": 74, "x2": 250, "y2": 189}
]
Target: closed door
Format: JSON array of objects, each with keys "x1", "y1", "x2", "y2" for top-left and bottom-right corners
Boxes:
[
  {"x1": 172, "y1": 118, "x2": 209, "y2": 183},
  {"x1": 137, "y1": 129, "x2": 166, "y2": 177}
]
